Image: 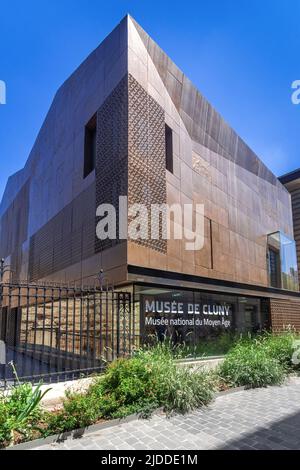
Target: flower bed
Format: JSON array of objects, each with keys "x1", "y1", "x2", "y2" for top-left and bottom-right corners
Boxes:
[{"x1": 1, "y1": 331, "x2": 299, "y2": 449}]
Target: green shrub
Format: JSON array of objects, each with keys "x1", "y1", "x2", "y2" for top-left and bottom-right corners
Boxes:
[
  {"x1": 218, "y1": 339, "x2": 287, "y2": 388},
  {"x1": 159, "y1": 366, "x2": 215, "y2": 414},
  {"x1": 97, "y1": 351, "x2": 216, "y2": 417},
  {"x1": 45, "y1": 344, "x2": 216, "y2": 434},
  {"x1": 0, "y1": 382, "x2": 49, "y2": 447},
  {"x1": 94, "y1": 355, "x2": 161, "y2": 418},
  {"x1": 0, "y1": 400, "x2": 11, "y2": 445},
  {"x1": 4, "y1": 333, "x2": 299, "y2": 446},
  {"x1": 259, "y1": 331, "x2": 298, "y2": 370},
  {"x1": 45, "y1": 391, "x2": 100, "y2": 435},
  {"x1": 44, "y1": 350, "x2": 168, "y2": 433}
]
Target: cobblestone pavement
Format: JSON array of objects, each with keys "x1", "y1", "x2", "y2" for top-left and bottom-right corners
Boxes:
[{"x1": 34, "y1": 377, "x2": 300, "y2": 450}]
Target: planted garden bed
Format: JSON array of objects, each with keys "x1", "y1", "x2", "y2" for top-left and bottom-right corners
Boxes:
[{"x1": 1, "y1": 331, "x2": 299, "y2": 449}]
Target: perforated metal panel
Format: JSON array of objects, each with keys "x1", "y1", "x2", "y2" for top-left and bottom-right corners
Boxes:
[
  {"x1": 95, "y1": 74, "x2": 167, "y2": 254},
  {"x1": 270, "y1": 298, "x2": 300, "y2": 332},
  {"x1": 128, "y1": 74, "x2": 167, "y2": 253},
  {"x1": 95, "y1": 75, "x2": 128, "y2": 253},
  {"x1": 0, "y1": 180, "x2": 30, "y2": 260}
]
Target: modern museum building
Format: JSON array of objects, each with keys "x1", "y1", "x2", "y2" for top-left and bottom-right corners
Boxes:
[{"x1": 1, "y1": 15, "x2": 300, "y2": 348}]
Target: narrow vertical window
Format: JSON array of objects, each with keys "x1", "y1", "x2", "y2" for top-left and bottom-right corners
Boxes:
[
  {"x1": 165, "y1": 124, "x2": 173, "y2": 174},
  {"x1": 268, "y1": 247, "x2": 281, "y2": 288},
  {"x1": 84, "y1": 114, "x2": 97, "y2": 178}
]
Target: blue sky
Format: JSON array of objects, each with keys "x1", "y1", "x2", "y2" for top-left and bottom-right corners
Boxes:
[{"x1": 0, "y1": 0, "x2": 300, "y2": 199}]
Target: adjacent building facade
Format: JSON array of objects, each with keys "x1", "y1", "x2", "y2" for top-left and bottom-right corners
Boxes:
[
  {"x1": 1, "y1": 15, "x2": 300, "y2": 342},
  {"x1": 280, "y1": 169, "x2": 300, "y2": 290}
]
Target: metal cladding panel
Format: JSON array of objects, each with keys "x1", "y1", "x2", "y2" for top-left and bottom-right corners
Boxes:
[
  {"x1": 128, "y1": 74, "x2": 167, "y2": 254},
  {"x1": 131, "y1": 17, "x2": 278, "y2": 187},
  {"x1": 95, "y1": 73, "x2": 167, "y2": 255},
  {"x1": 28, "y1": 183, "x2": 96, "y2": 281},
  {"x1": 0, "y1": 180, "x2": 30, "y2": 260},
  {"x1": 270, "y1": 297, "x2": 300, "y2": 332},
  {"x1": 95, "y1": 75, "x2": 129, "y2": 254},
  {"x1": 0, "y1": 180, "x2": 30, "y2": 280}
]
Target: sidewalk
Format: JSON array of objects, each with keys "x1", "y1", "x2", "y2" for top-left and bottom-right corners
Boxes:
[{"x1": 34, "y1": 377, "x2": 300, "y2": 451}]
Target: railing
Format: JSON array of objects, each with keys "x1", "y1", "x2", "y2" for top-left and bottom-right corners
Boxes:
[{"x1": 0, "y1": 281, "x2": 135, "y2": 387}]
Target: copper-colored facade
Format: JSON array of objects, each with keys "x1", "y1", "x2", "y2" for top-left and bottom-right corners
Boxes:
[{"x1": 1, "y1": 15, "x2": 300, "y2": 332}]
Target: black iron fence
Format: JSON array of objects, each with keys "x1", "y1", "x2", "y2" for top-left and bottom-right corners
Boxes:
[{"x1": 0, "y1": 280, "x2": 136, "y2": 387}]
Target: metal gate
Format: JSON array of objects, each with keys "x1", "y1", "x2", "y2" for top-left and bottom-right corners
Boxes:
[{"x1": 0, "y1": 281, "x2": 135, "y2": 387}]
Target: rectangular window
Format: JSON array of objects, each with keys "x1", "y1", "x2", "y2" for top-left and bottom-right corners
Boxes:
[
  {"x1": 268, "y1": 247, "x2": 281, "y2": 288},
  {"x1": 84, "y1": 114, "x2": 97, "y2": 178},
  {"x1": 165, "y1": 124, "x2": 173, "y2": 174},
  {"x1": 267, "y1": 232, "x2": 299, "y2": 291}
]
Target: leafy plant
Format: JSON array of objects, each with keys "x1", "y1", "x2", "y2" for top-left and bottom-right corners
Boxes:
[
  {"x1": 0, "y1": 363, "x2": 50, "y2": 447},
  {"x1": 159, "y1": 366, "x2": 215, "y2": 413},
  {"x1": 218, "y1": 339, "x2": 287, "y2": 388},
  {"x1": 3, "y1": 333, "x2": 300, "y2": 447},
  {"x1": 45, "y1": 391, "x2": 99, "y2": 434},
  {"x1": 44, "y1": 344, "x2": 216, "y2": 433},
  {"x1": 258, "y1": 331, "x2": 298, "y2": 370},
  {"x1": 92, "y1": 345, "x2": 216, "y2": 417},
  {"x1": 0, "y1": 382, "x2": 50, "y2": 447},
  {"x1": 92, "y1": 353, "x2": 164, "y2": 418}
]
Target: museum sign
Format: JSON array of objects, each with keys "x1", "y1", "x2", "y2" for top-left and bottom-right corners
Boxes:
[{"x1": 143, "y1": 298, "x2": 232, "y2": 330}]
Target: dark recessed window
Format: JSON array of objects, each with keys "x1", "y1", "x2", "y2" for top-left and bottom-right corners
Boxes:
[
  {"x1": 84, "y1": 114, "x2": 97, "y2": 178},
  {"x1": 165, "y1": 124, "x2": 173, "y2": 174},
  {"x1": 268, "y1": 247, "x2": 281, "y2": 288}
]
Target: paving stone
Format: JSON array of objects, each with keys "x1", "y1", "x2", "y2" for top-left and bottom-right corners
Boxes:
[{"x1": 33, "y1": 378, "x2": 300, "y2": 451}]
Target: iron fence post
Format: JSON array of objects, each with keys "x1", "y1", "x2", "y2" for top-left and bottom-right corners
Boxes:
[
  {"x1": 0, "y1": 259, "x2": 5, "y2": 386},
  {"x1": 0, "y1": 258, "x2": 4, "y2": 283}
]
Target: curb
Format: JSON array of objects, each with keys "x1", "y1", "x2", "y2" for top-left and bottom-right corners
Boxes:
[
  {"x1": 3, "y1": 388, "x2": 247, "y2": 450},
  {"x1": 215, "y1": 386, "x2": 246, "y2": 398},
  {"x1": 175, "y1": 356, "x2": 225, "y2": 363},
  {"x1": 4, "y1": 413, "x2": 140, "y2": 451}
]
